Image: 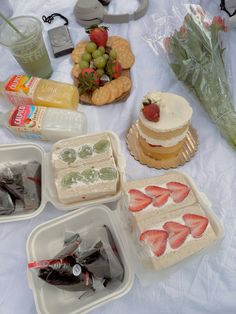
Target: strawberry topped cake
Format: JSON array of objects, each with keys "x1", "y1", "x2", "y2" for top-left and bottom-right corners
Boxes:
[{"x1": 137, "y1": 92, "x2": 193, "y2": 160}]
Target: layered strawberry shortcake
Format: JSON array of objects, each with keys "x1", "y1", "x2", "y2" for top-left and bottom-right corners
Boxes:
[{"x1": 137, "y1": 92, "x2": 193, "y2": 160}]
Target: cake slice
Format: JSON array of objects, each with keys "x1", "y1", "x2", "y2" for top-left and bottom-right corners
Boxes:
[
  {"x1": 55, "y1": 157, "x2": 119, "y2": 204},
  {"x1": 51, "y1": 133, "x2": 113, "y2": 170},
  {"x1": 137, "y1": 204, "x2": 217, "y2": 271},
  {"x1": 124, "y1": 171, "x2": 197, "y2": 225}
]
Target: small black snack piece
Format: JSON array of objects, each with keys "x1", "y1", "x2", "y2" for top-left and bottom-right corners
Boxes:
[
  {"x1": 29, "y1": 226, "x2": 124, "y2": 294},
  {"x1": 0, "y1": 161, "x2": 41, "y2": 215}
]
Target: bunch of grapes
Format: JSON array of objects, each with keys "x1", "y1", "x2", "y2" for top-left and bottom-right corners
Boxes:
[{"x1": 79, "y1": 42, "x2": 117, "y2": 78}]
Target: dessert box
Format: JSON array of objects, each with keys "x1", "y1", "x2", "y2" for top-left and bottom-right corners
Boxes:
[
  {"x1": 26, "y1": 171, "x2": 224, "y2": 314},
  {"x1": 0, "y1": 131, "x2": 126, "y2": 223}
]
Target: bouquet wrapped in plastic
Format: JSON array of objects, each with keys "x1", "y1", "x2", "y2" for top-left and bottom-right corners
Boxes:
[{"x1": 144, "y1": 4, "x2": 236, "y2": 149}]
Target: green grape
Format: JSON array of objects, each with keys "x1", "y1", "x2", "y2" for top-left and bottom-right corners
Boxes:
[
  {"x1": 94, "y1": 56, "x2": 106, "y2": 69},
  {"x1": 103, "y1": 54, "x2": 109, "y2": 61},
  {"x1": 98, "y1": 46, "x2": 105, "y2": 54},
  {"x1": 109, "y1": 49, "x2": 117, "y2": 60},
  {"x1": 60, "y1": 148, "x2": 76, "y2": 164},
  {"x1": 86, "y1": 41, "x2": 97, "y2": 53},
  {"x1": 79, "y1": 60, "x2": 89, "y2": 70},
  {"x1": 81, "y1": 52, "x2": 92, "y2": 62},
  {"x1": 99, "y1": 167, "x2": 118, "y2": 180},
  {"x1": 96, "y1": 69, "x2": 104, "y2": 78},
  {"x1": 78, "y1": 145, "x2": 93, "y2": 159},
  {"x1": 81, "y1": 168, "x2": 99, "y2": 183},
  {"x1": 92, "y1": 49, "x2": 103, "y2": 59},
  {"x1": 62, "y1": 172, "x2": 82, "y2": 188},
  {"x1": 93, "y1": 139, "x2": 110, "y2": 153}
]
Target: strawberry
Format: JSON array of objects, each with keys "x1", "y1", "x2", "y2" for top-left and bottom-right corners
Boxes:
[
  {"x1": 166, "y1": 181, "x2": 190, "y2": 203},
  {"x1": 142, "y1": 99, "x2": 160, "y2": 122},
  {"x1": 140, "y1": 230, "x2": 168, "y2": 257},
  {"x1": 78, "y1": 68, "x2": 100, "y2": 95},
  {"x1": 183, "y1": 214, "x2": 208, "y2": 238},
  {"x1": 106, "y1": 60, "x2": 122, "y2": 79},
  {"x1": 86, "y1": 25, "x2": 108, "y2": 47},
  {"x1": 163, "y1": 221, "x2": 190, "y2": 249},
  {"x1": 128, "y1": 189, "x2": 152, "y2": 212},
  {"x1": 145, "y1": 185, "x2": 171, "y2": 207}
]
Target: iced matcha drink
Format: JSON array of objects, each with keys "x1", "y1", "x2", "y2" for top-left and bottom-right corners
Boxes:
[{"x1": 0, "y1": 16, "x2": 52, "y2": 78}]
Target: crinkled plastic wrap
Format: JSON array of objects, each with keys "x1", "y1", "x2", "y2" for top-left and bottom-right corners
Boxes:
[
  {"x1": 28, "y1": 225, "x2": 124, "y2": 296},
  {"x1": 144, "y1": 4, "x2": 236, "y2": 149},
  {"x1": 0, "y1": 161, "x2": 41, "y2": 215}
]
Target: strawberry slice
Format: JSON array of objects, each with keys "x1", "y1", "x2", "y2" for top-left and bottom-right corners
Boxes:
[
  {"x1": 166, "y1": 181, "x2": 191, "y2": 203},
  {"x1": 139, "y1": 230, "x2": 168, "y2": 257},
  {"x1": 163, "y1": 221, "x2": 190, "y2": 249},
  {"x1": 128, "y1": 189, "x2": 152, "y2": 212},
  {"x1": 145, "y1": 185, "x2": 171, "y2": 207},
  {"x1": 183, "y1": 214, "x2": 209, "y2": 238}
]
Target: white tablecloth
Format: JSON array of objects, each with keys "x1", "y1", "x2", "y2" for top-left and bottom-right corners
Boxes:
[{"x1": 1, "y1": 0, "x2": 236, "y2": 313}]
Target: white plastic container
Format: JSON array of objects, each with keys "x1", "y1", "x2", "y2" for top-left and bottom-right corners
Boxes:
[
  {"x1": 26, "y1": 205, "x2": 134, "y2": 314},
  {"x1": 0, "y1": 131, "x2": 125, "y2": 223},
  {"x1": 26, "y1": 182, "x2": 224, "y2": 313},
  {"x1": 0, "y1": 135, "x2": 224, "y2": 312}
]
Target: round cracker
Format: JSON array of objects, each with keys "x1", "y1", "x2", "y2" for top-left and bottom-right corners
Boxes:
[
  {"x1": 106, "y1": 81, "x2": 120, "y2": 103},
  {"x1": 91, "y1": 85, "x2": 111, "y2": 106},
  {"x1": 71, "y1": 64, "x2": 81, "y2": 78},
  {"x1": 115, "y1": 46, "x2": 135, "y2": 69},
  {"x1": 107, "y1": 36, "x2": 130, "y2": 48},
  {"x1": 71, "y1": 42, "x2": 86, "y2": 63},
  {"x1": 117, "y1": 76, "x2": 132, "y2": 93}
]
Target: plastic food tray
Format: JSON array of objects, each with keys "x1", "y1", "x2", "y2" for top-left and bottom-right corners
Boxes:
[
  {"x1": 0, "y1": 131, "x2": 126, "y2": 223},
  {"x1": 26, "y1": 171, "x2": 224, "y2": 313}
]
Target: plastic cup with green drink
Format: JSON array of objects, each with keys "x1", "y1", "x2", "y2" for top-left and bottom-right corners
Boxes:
[{"x1": 0, "y1": 15, "x2": 52, "y2": 78}]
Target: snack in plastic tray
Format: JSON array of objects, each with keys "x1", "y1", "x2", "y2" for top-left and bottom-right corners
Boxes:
[
  {"x1": 28, "y1": 225, "x2": 124, "y2": 295},
  {"x1": 137, "y1": 92, "x2": 192, "y2": 160},
  {"x1": 52, "y1": 133, "x2": 120, "y2": 204},
  {"x1": 71, "y1": 25, "x2": 134, "y2": 106},
  {"x1": 124, "y1": 171, "x2": 221, "y2": 272},
  {"x1": 0, "y1": 161, "x2": 41, "y2": 215}
]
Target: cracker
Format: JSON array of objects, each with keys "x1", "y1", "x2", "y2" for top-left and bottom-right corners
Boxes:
[
  {"x1": 107, "y1": 36, "x2": 130, "y2": 48},
  {"x1": 117, "y1": 76, "x2": 132, "y2": 93},
  {"x1": 71, "y1": 64, "x2": 81, "y2": 78},
  {"x1": 91, "y1": 85, "x2": 111, "y2": 106},
  {"x1": 106, "y1": 80, "x2": 120, "y2": 102},
  {"x1": 71, "y1": 42, "x2": 86, "y2": 64},
  {"x1": 115, "y1": 47, "x2": 135, "y2": 69}
]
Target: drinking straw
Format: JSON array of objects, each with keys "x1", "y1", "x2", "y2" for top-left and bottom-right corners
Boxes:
[{"x1": 0, "y1": 12, "x2": 25, "y2": 38}]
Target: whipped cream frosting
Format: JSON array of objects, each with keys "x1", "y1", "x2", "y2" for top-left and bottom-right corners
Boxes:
[
  {"x1": 144, "y1": 217, "x2": 210, "y2": 257},
  {"x1": 139, "y1": 92, "x2": 192, "y2": 132},
  {"x1": 138, "y1": 125, "x2": 188, "y2": 147}
]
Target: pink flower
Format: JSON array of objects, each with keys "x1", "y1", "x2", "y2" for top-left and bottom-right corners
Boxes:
[
  {"x1": 163, "y1": 37, "x2": 171, "y2": 51},
  {"x1": 204, "y1": 21, "x2": 210, "y2": 29},
  {"x1": 212, "y1": 16, "x2": 228, "y2": 32},
  {"x1": 179, "y1": 25, "x2": 187, "y2": 36},
  {"x1": 196, "y1": 6, "x2": 205, "y2": 17}
]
